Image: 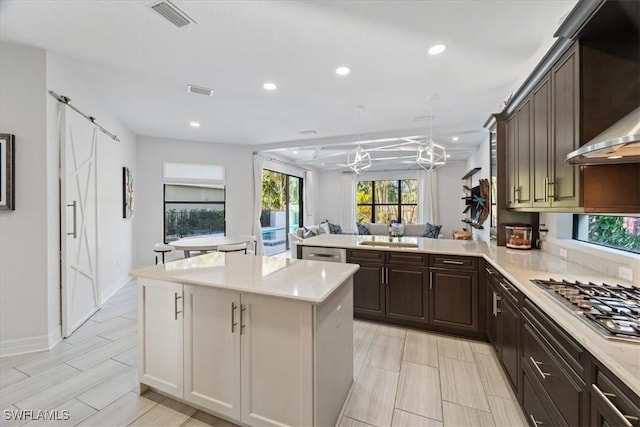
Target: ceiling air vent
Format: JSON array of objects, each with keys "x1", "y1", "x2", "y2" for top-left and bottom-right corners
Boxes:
[
  {"x1": 151, "y1": 1, "x2": 196, "y2": 28},
  {"x1": 187, "y1": 85, "x2": 214, "y2": 96}
]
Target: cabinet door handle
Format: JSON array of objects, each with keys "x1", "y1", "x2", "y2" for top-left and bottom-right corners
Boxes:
[
  {"x1": 500, "y1": 281, "x2": 518, "y2": 295},
  {"x1": 386, "y1": 268, "x2": 389, "y2": 285},
  {"x1": 492, "y1": 291, "x2": 497, "y2": 316},
  {"x1": 514, "y1": 186, "x2": 521, "y2": 203},
  {"x1": 381, "y1": 268, "x2": 385, "y2": 284},
  {"x1": 240, "y1": 304, "x2": 246, "y2": 335},
  {"x1": 543, "y1": 177, "x2": 548, "y2": 202},
  {"x1": 547, "y1": 180, "x2": 555, "y2": 201},
  {"x1": 530, "y1": 357, "x2": 551, "y2": 380},
  {"x1": 529, "y1": 414, "x2": 544, "y2": 426},
  {"x1": 430, "y1": 271, "x2": 433, "y2": 290},
  {"x1": 592, "y1": 384, "x2": 634, "y2": 427},
  {"x1": 174, "y1": 292, "x2": 182, "y2": 320},
  {"x1": 442, "y1": 260, "x2": 464, "y2": 265},
  {"x1": 231, "y1": 302, "x2": 238, "y2": 333},
  {"x1": 496, "y1": 294, "x2": 502, "y2": 315}
]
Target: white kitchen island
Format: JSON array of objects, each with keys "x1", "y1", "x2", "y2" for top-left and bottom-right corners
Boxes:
[{"x1": 130, "y1": 252, "x2": 359, "y2": 427}]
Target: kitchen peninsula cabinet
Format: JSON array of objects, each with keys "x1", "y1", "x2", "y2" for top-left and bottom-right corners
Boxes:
[
  {"x1": 386, "y1": 252, "x2": 429, "y2": 323},
  {"x1": 347, "y1": 249, "x2": 385, "y2": 320},
  {"x1": 428, "y1": 256, "x2": 479, "y2": 334},
  {"x1": 134, "y1": 254, "x2": 358, "y2": 427}
]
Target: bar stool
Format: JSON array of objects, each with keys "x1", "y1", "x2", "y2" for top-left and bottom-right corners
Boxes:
[
  {"x1": 239, "y1": 235, "x2": 257, "y2": 255},
  {"x1": 154, "y1": 243, "x2": 175, "y2": 264}
]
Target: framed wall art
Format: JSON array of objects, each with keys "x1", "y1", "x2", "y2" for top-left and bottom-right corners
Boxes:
[
  {"x1": 0, "y1": 134, "x2": 15, "y2": 211},
  {"x1": 123, "y1": 166, "x2": 134, "y2": 218}
]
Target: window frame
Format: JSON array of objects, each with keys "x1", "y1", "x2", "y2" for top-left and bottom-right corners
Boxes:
[
  {"x1": 357, "y1": 179, "x2": 418, "y2": 224},
  {"x1": 163, "y1": 184, "x2": 226, "y2": 243},
  {"x1": 572, "y1": 214, "x2": 640, "y2": 255}
]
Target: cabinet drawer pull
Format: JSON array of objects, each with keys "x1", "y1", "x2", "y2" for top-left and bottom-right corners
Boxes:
[
  {"x1": 592, "y1": 384, "x2": 633, "y2": 427},
  {"x1": 530, "y1": 357, "x2": 550, "y2": 380},
  {"x1": 231, "y1": 302, "x2": 238, "y2": 333},
  {"x1": 174, "y1": 292, "x2": 183, "y2": 320},
  {"x1": 240, "y1": 304, "x2": 247, "y2": 335},
  {"x1": 500, "y1": 281, "x2": 518, "y2": 294},
  {"x1": 529, "y1": 414, "x2": 544, "y2": 426},
  {"x1": 442, "y1": 260, "x2": 464, "y2": 265}
]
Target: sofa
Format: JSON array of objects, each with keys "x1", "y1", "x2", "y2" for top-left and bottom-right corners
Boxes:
[
  {"x1": 288, "y1": 221, "x2": 344, "y2": 258},
  {"x1": 359, "y1": 222, "x2": 443, "y2": 238}
]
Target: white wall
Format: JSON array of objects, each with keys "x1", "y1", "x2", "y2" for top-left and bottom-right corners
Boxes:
[
  {"x1": 0, "y1": 43, "x2": 137, "y2": 356},
  {"x1": 47, "y1": 52, "x2": 138, "y2": 305},
  {"x1": 316, "y1": 167, "x2": 464, "y2": 237},
  {"x1": 466, "y1": 135, "x2": 491, "y2": 241},
  {"x1": 0, "y1": 43, "x2": 51, "y2": 354},
  {"x1": 134, "y1": 137, "x2": 253, "y2": 267}
]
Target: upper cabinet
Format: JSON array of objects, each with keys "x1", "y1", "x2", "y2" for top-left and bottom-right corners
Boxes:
[{"x1": 496, "y1": 1, "x2": 640, "y2": 214}]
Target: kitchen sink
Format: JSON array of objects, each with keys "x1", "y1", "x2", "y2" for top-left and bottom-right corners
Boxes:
[{"x1": 358, "y1": 240, "x2": 419, "y2": 248}]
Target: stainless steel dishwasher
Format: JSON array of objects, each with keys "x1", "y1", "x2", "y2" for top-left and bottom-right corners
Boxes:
[{"x1": 301, "y1": 246, "x2": 347, "y2": 263}]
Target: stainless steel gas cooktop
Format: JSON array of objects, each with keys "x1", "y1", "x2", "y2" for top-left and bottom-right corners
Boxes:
[{"x1": 530, "y1": 278, "x2": 640, "y2": 343}]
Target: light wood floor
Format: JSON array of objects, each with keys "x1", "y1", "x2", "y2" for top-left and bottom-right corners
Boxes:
[{"x1": 1, "y1": 281, "x2": 527, "y2": 427}]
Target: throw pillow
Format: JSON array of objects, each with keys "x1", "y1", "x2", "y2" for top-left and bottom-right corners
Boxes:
[
  {"x1": 423, "y1": 223, "x2": 442, "y2": 239},
  {"x1": 319, "y1": 222, "x2": 330, "y2": 234},
  {"x1": 303, "y1": 226, "x2": 318, "y2": 239},
  {"x1": 328, "y1": 222, "x2": 342, "y2": 234},
  {"x1": 357, "y1": 223, "x2": 370, "y2": 235}
]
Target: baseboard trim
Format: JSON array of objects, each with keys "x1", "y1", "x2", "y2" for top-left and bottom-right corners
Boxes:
[{"x1": 101, "y1": 275, "x2": 134, "y2": 305}]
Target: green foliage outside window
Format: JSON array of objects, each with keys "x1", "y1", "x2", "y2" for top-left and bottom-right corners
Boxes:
[
  {"x1": 165, "y1": 208, "x2": 225, "y2": 240},
  {"x1": 586, "y1": 215, "x2": 640, "y2": 254},
  {"x1": 357, "y1": 179, "x2": 418, "y2": 224}
]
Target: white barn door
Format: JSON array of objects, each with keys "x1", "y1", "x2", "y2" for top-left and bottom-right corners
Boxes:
[{"x1": 60, "y1": 105, "x2": 100, "y2": 337}]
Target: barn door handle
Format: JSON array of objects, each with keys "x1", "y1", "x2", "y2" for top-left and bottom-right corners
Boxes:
[{"x1": 67, "y1": 201, "x2": 77, "y2": 238}]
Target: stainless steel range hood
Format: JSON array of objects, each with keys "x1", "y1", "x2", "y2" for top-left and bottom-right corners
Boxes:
[{"x1": 565, "y1": 106, "x2": 640, "y2": 165}]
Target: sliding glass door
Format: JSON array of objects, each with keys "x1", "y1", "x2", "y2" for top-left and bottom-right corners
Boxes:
[{"x1": 261, "y1": 170, "x2": 303, "y2": 255}]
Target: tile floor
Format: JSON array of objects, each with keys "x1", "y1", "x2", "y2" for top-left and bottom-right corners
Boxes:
[{"x1": 1, "y1": 280, "x2": 528, "y2": 427}]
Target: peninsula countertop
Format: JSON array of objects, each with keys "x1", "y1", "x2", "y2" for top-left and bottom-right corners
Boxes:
[
  {"x1": 130, "y1": 252, "x2": 359, "y2": 304},
  {"x1": 298, "y1": 234, "x2": 640, "y2": 396}
]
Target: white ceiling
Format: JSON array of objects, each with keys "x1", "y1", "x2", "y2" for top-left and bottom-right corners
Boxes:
[{"x1": 0, "y1": 0, "x2": 577, "y2": 171}]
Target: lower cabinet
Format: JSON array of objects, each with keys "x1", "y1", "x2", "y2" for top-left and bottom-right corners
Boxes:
[
  {"x1": 428, "y1": 268, "x2": 478, "y2": 332},
  {"x1": 485, "y1": 265, "x2": 520, "y2": 392},
  {"x1": 139, "y1": 278, "x2": 354, "y2": 427},
  {"x1": 386, "y1": 266, "x2": 428, "y2": 323},
  {"x1": 590, "y1": 365, "x2": 640, "y2": 427},
  {"x1": 352, "y1": 263, "x2": 385, "y2": 319}
]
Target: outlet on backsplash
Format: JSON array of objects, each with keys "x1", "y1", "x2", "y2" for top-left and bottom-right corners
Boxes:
[
  {"x1": 618, "y1": 266, "x2": 633, "y2": 282},
  {"x1": 559, "y1": 248, "x2": 568, "y2": 259}
]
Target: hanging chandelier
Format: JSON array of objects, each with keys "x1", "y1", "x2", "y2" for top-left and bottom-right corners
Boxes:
[
  {"x1": 416, "y1": 99, "x2": 446, "y2": 171},
  {"x1": 347, "y1": 146, "x2": 372, "y2": 174}
]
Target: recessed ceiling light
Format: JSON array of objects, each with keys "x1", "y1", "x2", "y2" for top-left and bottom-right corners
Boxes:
[
  {"x1": 428, "y1": 44, "x2": 446, "y2": 55},
  {"x1": 263, "y1": 82, "x2": 277, "y2": 91},
  {"x1": 190, "y1": 121, "x2": 200, "y2": 127},
  {"x1": 452, "y1": 136, "x2": 459, "y2": 141},
  {"x1": 292, "y1": 150, "x2": 298, "y2": 154},
  {"x1": 336, "y1": 66, "x2": 351, "y2": 76}
]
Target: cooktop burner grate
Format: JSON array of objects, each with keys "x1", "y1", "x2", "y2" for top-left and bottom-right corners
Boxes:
[{"x1": 530, "y1": 278, "x2": 640, "y2": 342}]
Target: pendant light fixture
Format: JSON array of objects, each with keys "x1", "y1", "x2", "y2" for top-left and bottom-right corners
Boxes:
[
  {"x1": 347, "y1": 106, "x2": 372, "y2": 174},
  {"x1": 416, "y1": 98, "x2": 446, "y2": 171}
]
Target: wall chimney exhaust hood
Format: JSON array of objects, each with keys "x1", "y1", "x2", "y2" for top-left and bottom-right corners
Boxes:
[{"x1": 565, "y1": 106, "x2": 640, "y2": 165}]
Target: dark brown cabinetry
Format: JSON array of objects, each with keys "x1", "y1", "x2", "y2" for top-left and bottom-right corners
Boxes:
[
  {"x1": 486, "y1": 265, "x2": 520, "y2": 392},
  {"x1": 590, "y1": 363, "x2": 640, "y2": 427},
  {"x1": 531, "y1": 74, "x2": 551, "y2": 208},
  {"x1": 429, "y1": 255, "x2": 479, "y2": 334},
  {"x1": 348, "y1": 250, "x2": 482, "y2": 337},
  {"x1": 348, "y1": 250, "x2": 385, "y2": 320},
  {"x1": 385, "y1": 251, "x2": 429, "y2": 323},
  {"x1": 522, "y1": 300, "x2": 586, "y2": 427}
]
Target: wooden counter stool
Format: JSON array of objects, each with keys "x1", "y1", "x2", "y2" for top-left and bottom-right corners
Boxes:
[{"x1": 154, "y1": 243, "x2": 174, "y2": 264}]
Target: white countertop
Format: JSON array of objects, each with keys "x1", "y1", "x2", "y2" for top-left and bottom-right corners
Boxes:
[
  {"x1": 300, "y1": 234, "x2": 640, "y2": 396},
  {"x1": 130, "y1": 252, "x2": 359, "y2": 304}
]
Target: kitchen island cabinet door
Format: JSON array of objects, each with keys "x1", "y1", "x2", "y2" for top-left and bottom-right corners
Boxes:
[
  {"x1": 240, "y1": 293, "x2": 313, "y2": 427},
  {"x1": 352, "y1": 263, "x2": 386, "y2": 319},
  {"x1": 428, "y1": 269, "x2": 478, "y2": 333},
  {"x1": 183, "y1": 285, "x2": 240, "y2": 420},
  {"x1": 386, "y1": 266, "x2": 428, "y2": 323},
  {"x1": 138, "y1": 279, "x2": 184, "y2": 398}
]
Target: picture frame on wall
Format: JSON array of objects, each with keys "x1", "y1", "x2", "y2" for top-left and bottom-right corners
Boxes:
[
  {"x1": 0, "y1": 134, "x2": 15, "y2": 211},
  {"x1": 122, "y1": 166, "x2": 134, "y2": 218}
]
